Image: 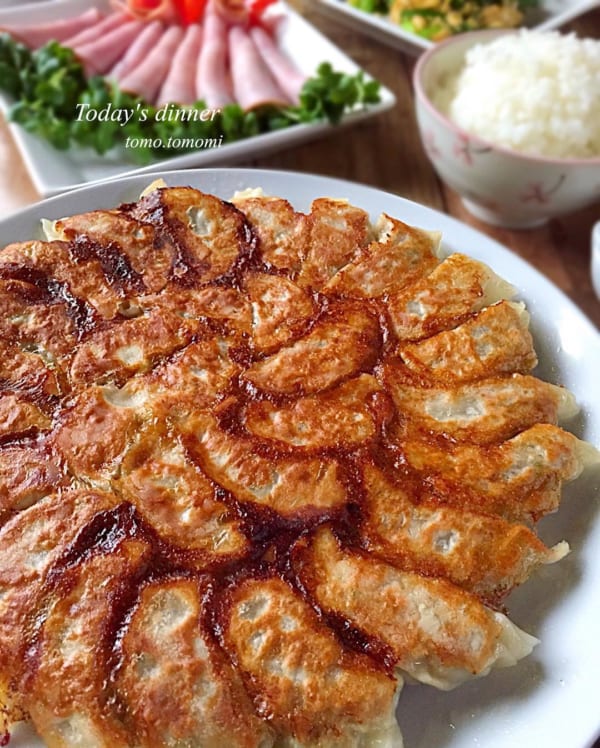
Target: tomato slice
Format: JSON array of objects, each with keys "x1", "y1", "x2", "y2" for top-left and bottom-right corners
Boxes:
[
  {"x1": 130, "y1": 0, "x2": 164, "y2": 9},
  {"x1": 173, "y1": 0, "x2": 206, "y2": 22},
  {"x1": 248, "y1": 0, "x2": 278, "y2": 24}
]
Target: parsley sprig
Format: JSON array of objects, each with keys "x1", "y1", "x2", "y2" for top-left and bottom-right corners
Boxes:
[{"x1": 0, "y1": 34, "x2": 381, "y2": 165}]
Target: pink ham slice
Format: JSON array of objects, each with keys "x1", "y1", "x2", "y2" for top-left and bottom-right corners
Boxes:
[
  {"x1": 119, "y1": 26, "x2": 185, "y2": 104},
  {"x1": 195, "y1": 3, "x2": 234, "y2": 109},
  {"x1": 156, "y1": 24, "x2": 203, "y2": 106},
  {"x1": 73, "y1": 19, "x2": 145, "y2": 77},
  {"x1": 0, "y1": 8, "x2": 102, "y2": 49},
  {"x1": 63, "y1": 12, "x2": 130, "y2": 49},
  {"x1": 256, "y1": 12, "x2": 287, "y2": 36},
  {"x1": 228, "y1": 25, "x2": 290, "y2": 111},
  {"x1": 250, "y1": 25, "x2": 307, "y2": 105},
  {"x1": 109, "y1": 20, "x2": 164, "y2": 82}
]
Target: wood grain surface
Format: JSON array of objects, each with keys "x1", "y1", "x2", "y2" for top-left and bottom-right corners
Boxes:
[{"x1": 1, "y1": 3, "x2": 599, "y2": 328}]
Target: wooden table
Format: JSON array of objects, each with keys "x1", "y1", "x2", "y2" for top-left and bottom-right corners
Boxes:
[{"x1": 1, "y1": 4, "x2": 599, "y2": 328}]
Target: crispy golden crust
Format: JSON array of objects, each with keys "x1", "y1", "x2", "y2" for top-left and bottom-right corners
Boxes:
[
  {"x1": 244, "y1": 272, "x2": 315, "y2": 353},
  {"x1": 244, "y1": 374, "x2": 383, "y2": 449},
  {"x1": 0, "y1": 490, "x2": 117, "y2": 684},
  {"x1": 294, "y1": 528, "x2": 537, "y2": 688},
  {"x1": 296, "y1": 198, "x2": 372, "y2": 289},
  {"x1": 232, "y1": 195, "x2": 307, "y2": 272},
  {"x1": 117, "y1": 577, "x2": 274, "y2": 748},
  {"x1": 323, "y1": 214, "x2": 439, "y2": 298},
  {"x1": 243, "y1": 304, "x2": 381, "y2": 396},
  {"x1": 117, "y1": 426, "x2": 248, "y2": 558},
  {"x1": 0, "y1": 279, "x2": 78, "y2": 358},
  {"x1": 360, "y1": 464, "x2": 564, "y2": 603},
  {"x1": 69, "y1": 305, "x2": 195, "y2": 387},
  {"x1": 23, "y1": 535, "x2": 150, "y2": 748},
  {"x1": 53, "y1": 209, "x2": 171, "y2": 294},
  {"x1": 401, "y1": 423, "x2": 594, "y2": 522},
  {"x1": 129, "y1": 186, "x2": 251, "y2": 283},
  {"x1": 387, "y1": 252, "x2": 514, "y2": 341},
  {"x1": 383, "y1": 370, "x2": 573, "y2": 444},
  {"x1": 219, "y1": 575, "x2": 398, "y2": 745},
  {"x1": 0, "y1": 445, "x2": 65, "y2": 517},
  {"x1": 51, "y1": 386, "x2": 144, "y2": 483},
  {"x1": 0, "y1": 186, "x2": 595, "y2": 747},
  {"x1": 0, "y1": 240, "x2": 123, "y2": 319},
  {"x1": 0, "y1": 340, "x2": 62, "y2": 396},
  {"x1": 0, "y1": 393, "x2": 50, "y2": 437},
  {"x1": 136, "y1": 335, "x2": 242, "y2": 416},
  {"x1": 399, "y1": 301, "x2": 537, "y2": 383},
  {"x1": 186, "y1": 408, "x2": 347, "y2": 516}
]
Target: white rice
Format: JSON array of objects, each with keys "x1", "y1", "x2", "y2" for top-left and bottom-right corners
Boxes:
[{"x1": 432, "y1": 30, "x2": 600, "y2": 159}]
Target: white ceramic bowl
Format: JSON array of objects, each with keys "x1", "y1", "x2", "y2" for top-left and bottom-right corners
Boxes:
[{"x1": 413, "y1": 29, "x2": 600, "y2": 228}]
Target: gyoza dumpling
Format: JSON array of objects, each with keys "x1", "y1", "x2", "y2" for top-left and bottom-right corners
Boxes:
[
  {"x1": 243, "y1": 303, "x2": 381, "y2": 396},
  {"x1": 360, "y1": 464, "x2": 567, "y2": 602},
  {"x1": 386, "y1": 252, "x2": 515, "y2": 341},
  {"x1": 116, "y1": 576, "x2": 274, "y2": 748},
  {"x1": 398, "y1": 301, "x2": 537, "y2": 382},
  {"x1": 18, "y1": 507, "x2": 152, "y2": 747},
  {"x1": 218, "y1": 574, "x2": 403, "y2": 747},
  {"x1": 401, "y1": 423, "x2": 600, "y2": 522},
  {"x1": 186, "y1": 408, "x2": 347, "y2": 516},
  {"x1": 295, "y1": 528, "x2": 537, "y2": 691},
  {"x1": 383, "y1": 370, "x2": 578, "y2": 444},
  {"x1": 243, "y1": 374, "x2": 383, "y2": 449},
  {"x1": 0, "y1": 490, "x2": 117, "y2": 723},
  {"x1": 323, "y1": 213, "x2": 441, "y2": 298}
]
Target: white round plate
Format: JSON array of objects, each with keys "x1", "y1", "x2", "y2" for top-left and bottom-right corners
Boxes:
[{"x1": 1, "y1": 168, "x2": 599, "y2": 748}]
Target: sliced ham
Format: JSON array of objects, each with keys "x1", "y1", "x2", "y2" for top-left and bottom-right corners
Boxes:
[
  {"x1": 109, "y1": 20, "x2": 164, "y2": 82},
  {"x1": 0, "y1": 8, "x2": 102, "y2": 49},
  {"x1": 228, "y1": 25, "x2": 290, "y2": 111},
  {"x1": 257, "y1": 12, "x2": 288, "y2": 36},
  {"x1": 156, "y1": 24, "x2": 203, "y2": 106},
  {"x1": 119, "y1": 25, "x2": 185, "y2": 104},
  {"x1": 250, "y1": 25, "x2": 308, "y2": 105},
  {"x1": 74, "y1": 19, "x2": 145, "y2": 77},
  {"x1": 196, "y1": 3, "x2": 234, "y2": 109},
  {"x1": 63, "y1": 12, "x2": 130, "y2": 49}
]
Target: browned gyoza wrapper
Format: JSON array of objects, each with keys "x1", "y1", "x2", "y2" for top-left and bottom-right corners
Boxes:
[{"x1": 0, "y1": 185, "x2": 597, "y2": 748}]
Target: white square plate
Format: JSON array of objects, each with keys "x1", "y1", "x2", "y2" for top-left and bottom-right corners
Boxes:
[
  {"x1": 0, "y1": 0, "x2": 395, "y2": 196},
  {"x1": 310, "y1": 0, "x2": 599, "y2": 55}
]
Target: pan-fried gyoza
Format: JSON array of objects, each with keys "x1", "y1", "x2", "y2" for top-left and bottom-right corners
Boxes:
[{"x1": 0, "y1": 185, "x2": 597, "y2": 748}]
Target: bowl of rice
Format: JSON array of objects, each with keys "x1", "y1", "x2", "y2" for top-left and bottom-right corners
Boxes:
[{"x1": 413, "y1": 29, "x2": 600, "y2": 228}]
